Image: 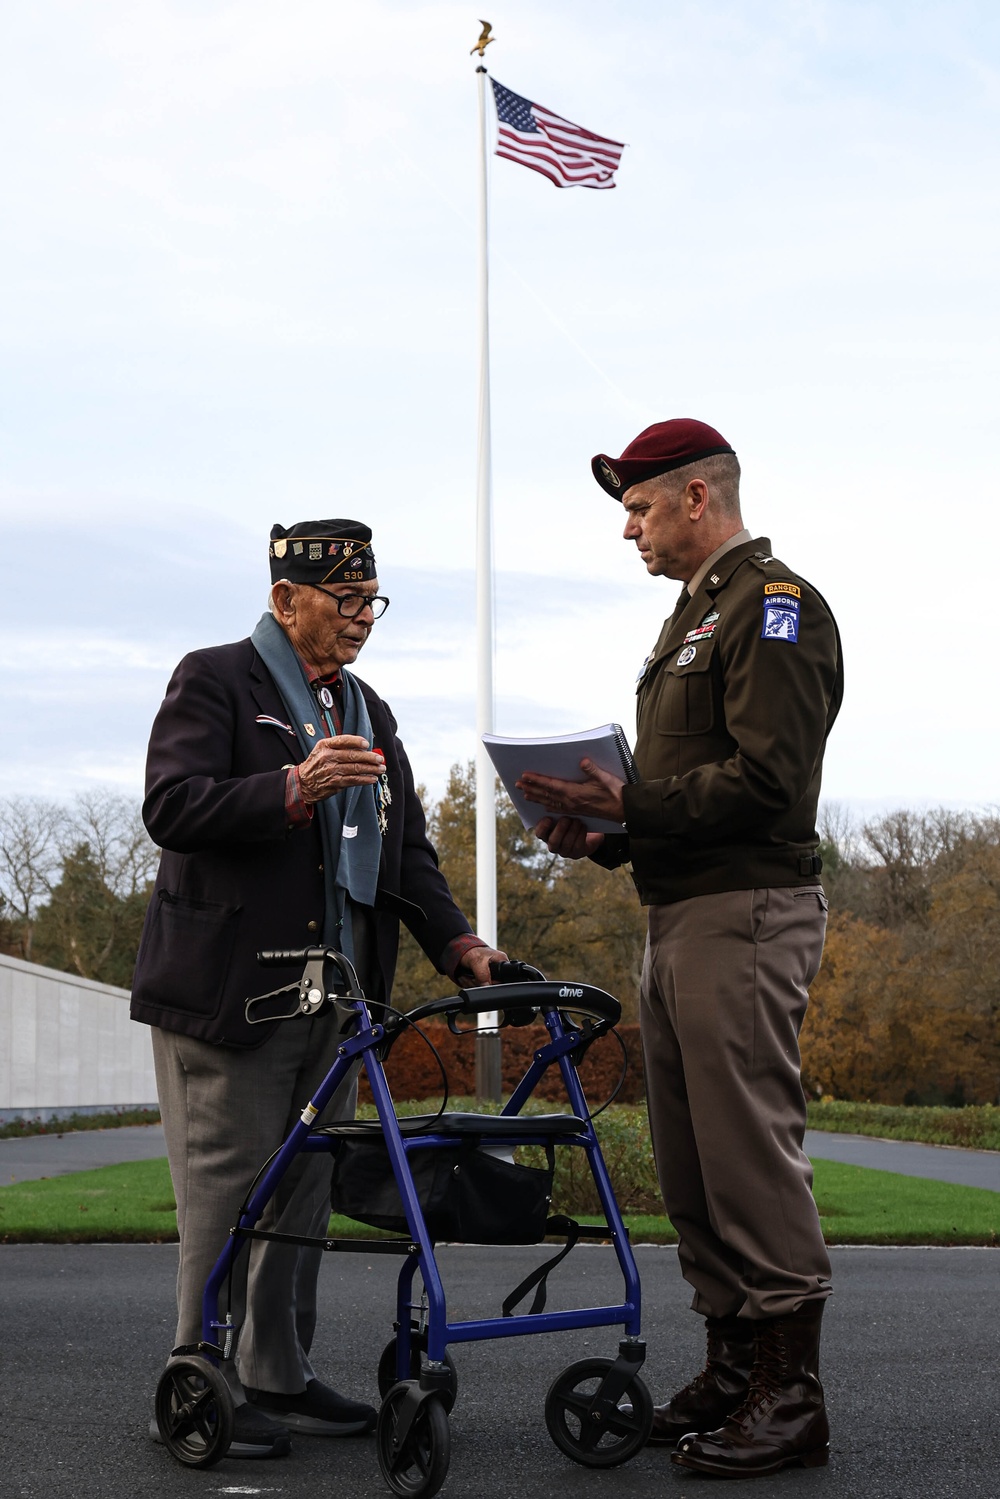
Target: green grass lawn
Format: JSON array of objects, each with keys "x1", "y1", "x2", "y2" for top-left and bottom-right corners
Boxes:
[{"x1": 1, "y1": 1155, "x2": 996, "y2": 1247}]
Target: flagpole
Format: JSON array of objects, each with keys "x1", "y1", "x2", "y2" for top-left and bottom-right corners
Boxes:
[{"x1": 474, "y1": 57, "x2": 501, "y2": 1099}]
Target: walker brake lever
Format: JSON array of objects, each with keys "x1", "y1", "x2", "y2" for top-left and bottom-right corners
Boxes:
[{"x1": 245, "y1": 956, "x2": 333, "y2": 1026}]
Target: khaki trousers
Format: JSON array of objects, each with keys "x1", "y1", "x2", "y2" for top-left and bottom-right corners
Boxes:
[
  {"x1": 640, "y1": 885, "x2": 832, "y2": 1321},
  {"x1": 152, "y1": 1009, "x2": 357, "y2": 1395}
]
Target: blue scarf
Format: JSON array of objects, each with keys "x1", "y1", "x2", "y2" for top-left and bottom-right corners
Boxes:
[{"x1": 250, "y1": 613, "x2": 382, "y2": 963}]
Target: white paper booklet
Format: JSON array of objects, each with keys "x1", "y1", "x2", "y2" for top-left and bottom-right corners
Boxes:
[{"x1": 482, "y1": 724, "x2": 638, "y2": 834}]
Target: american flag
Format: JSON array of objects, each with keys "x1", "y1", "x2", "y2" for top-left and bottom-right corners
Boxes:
[{"x1": 490, "y1": 79, "x2": 625, "y2": 190}]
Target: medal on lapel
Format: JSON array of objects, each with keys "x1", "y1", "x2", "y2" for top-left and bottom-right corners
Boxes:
[{"x1": 374, "y1": 749, "x2": 391, "y2": 836}]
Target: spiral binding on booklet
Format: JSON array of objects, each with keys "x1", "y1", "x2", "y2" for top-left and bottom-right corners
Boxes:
[{"x1": 612, "y1": 724, "x2": 640, "y2": 785}]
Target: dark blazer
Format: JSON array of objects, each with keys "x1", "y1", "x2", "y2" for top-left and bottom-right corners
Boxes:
[{"x1": 130, "y1": 637, "x2": 474, "y2": 1047}]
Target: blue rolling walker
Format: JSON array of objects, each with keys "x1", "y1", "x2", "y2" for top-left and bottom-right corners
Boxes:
[{"x1": 154, "y1": 949, "x2": 653, "y2": 1497}]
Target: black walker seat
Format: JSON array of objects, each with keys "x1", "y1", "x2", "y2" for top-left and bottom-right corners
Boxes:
[{"x1": 152, "y1": 949, "x2": 652, "y2": 1497}]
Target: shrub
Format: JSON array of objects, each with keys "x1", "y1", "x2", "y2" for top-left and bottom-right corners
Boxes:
[{"x1": 357, "y1": 1022, "x2": 644, "y2": 1108}]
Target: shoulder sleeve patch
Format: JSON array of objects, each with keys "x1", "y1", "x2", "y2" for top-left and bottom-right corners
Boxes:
[
  {"x1": 761, "y1": 589, "x2": 800, "y2": 642},
  {"x1": 764, "y1": 581, "x2": 801, "y2": 598}
]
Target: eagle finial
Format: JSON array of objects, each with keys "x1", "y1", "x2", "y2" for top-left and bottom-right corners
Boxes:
[{"x1": 470, "y1": 20, "x2": 494, "y2": 58}]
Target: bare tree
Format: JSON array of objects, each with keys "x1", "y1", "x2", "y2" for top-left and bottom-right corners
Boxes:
[
  {"x1": 61, "y1": 790, "x2": 159, "y2": 899},
  {"x1": 0, "y1": 797, "x2": 67, "y2": 958},
  {"x1": 818, "y1": 800, "x2": 862, "y2": 864}
]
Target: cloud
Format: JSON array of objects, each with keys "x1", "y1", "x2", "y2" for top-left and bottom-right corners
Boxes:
[{"x1": 0, "y1": 1, "x2": 998, "y2": 807}]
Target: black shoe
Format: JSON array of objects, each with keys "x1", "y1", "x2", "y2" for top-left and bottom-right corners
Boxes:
[
  {"x1": 149, "y1": 1402, "x2": 292, "y2": 1459},
  {"x1": 246, "y1": 1379, "x2": 377, "y2": 1436}
]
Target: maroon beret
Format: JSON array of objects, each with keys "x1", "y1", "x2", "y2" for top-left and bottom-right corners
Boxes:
[{"x1": 592, "y1": 418, "x2": 736, "y2": 500}]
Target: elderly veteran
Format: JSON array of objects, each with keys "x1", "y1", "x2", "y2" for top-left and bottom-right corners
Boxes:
[
  {"x1": 518, "y1": 421, "x2": 843, "y2": 1479},
  {"x1": 132, "y1": 519, "x2": 504, "y2": 1459}
]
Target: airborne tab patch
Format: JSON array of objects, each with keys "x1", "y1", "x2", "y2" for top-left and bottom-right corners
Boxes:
[{"x1": 761, "y1": 591, "x2": 800, "y2": 643}]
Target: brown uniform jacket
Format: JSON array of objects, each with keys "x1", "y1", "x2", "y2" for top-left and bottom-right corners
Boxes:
[{"x1": 597, "y1": 537, "x2": 843, "y2": 905}]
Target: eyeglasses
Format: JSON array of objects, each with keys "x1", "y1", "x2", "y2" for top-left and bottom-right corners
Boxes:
[{"x1": 303, "y1": 584, "x2": 390, "y2": 619}]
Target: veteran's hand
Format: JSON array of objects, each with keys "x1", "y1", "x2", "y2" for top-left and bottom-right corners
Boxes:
[
  {"x1": 455, "y1": 945, "x2": 509, "y2": 989},
  {"x1": 298, "y1": 735, "x2": 385, "y2": 804}
]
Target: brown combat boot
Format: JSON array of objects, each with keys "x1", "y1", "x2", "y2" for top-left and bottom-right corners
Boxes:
[
  {"x1": 671, "y1": 1300, "x2": 830, "y2": 1476},
  {"x1": 647, "y1": 1315, "x2": 756, "y2": 1447}
]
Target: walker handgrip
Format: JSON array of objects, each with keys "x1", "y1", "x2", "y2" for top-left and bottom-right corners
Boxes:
[
  {"x1": 407, "y1": 980, "x2": 621, "y2": 1027},
  {"x1": 257, "y1": 947, "x2": 327, "y2": 968},
  {"x1": 490, "y1": 958, "x2": 546, "y2": 984}
]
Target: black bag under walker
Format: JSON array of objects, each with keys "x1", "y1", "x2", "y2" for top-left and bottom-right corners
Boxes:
[{"x1": 330, "y1": 1131, "x2": 554, "y2": 1244}]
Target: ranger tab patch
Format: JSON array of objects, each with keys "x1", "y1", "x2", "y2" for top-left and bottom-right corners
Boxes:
[{"x1": 761, "y1": 585, "x2": 800, "y2": 643}]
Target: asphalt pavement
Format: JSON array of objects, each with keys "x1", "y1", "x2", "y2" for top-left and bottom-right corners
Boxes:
[
  {"x1": 2, "y1": 1241, "x2": 998, "y2": 1499},
  {"x1": 1, "y1": 1123, "x2": 998, "y2": 1190},
  {"x1": 803, "y1": 1130, "x2": 1000, "y2": 1191},
  {"x1": 0, "y1": 1124, "x2": 170, "y2": 1183}
]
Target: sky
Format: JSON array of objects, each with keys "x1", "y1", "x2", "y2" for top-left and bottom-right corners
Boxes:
[{"x1": 1, "y1": 0, "x2": 998, "y2": 813}]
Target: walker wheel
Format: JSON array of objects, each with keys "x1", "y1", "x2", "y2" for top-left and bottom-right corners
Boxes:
[
  {"x1": 377, "y1": 1329, "x2": 458, "y2": 1412},
  {"x1": 154, "y1": 1355, "x2": 234, "y2": 1468},
  {"x1": 544, "y1": 1356, "x2": 653, "y2": 1468},
  {"x1": 377, "y1": 1381, "x2": 451, "y2": 1499}
]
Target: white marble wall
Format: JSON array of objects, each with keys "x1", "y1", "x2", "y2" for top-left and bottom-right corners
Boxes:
[{"x1": 0, "y1": 952, "x2": 155, "y2": 1117}]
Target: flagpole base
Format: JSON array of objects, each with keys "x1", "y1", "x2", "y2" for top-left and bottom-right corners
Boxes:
[{"x1": 475, "y1": 1031, "x2": 502, "y2": 1103}]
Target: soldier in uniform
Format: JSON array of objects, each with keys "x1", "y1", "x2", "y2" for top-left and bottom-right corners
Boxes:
[{"x1": 519, "y1": 419, "x2": 843, "y2": 1479}]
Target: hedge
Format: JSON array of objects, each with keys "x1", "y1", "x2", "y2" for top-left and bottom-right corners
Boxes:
[{"x1": 358, "y1": 1022, "x2": 644, "y2": 1106}]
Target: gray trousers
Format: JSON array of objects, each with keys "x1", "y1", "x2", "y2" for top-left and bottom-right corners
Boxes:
[
  {"x1": 640, "y1": 885, "x2": 832, "y2": 1321},
  {"x1": 152, "y1": 1010, "x2": 357, "y2": 1394}
]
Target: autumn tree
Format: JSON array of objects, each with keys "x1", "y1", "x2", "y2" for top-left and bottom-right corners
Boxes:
[
  {"x1": 391, "y1": 763, "x2": 647, "y2": 1018},
  {"x1": 31, "y1": 843, "x2": 149, "y2": 987},
  {"x1": 804, "y1": 805, "x2": 1000, "y2": 1104}
]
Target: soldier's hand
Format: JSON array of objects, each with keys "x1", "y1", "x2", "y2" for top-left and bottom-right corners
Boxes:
[
  {"x1": 533, "y1": 816, "x2": 606, "y2": 860},
  {"x1": 517, "y1": 759, "x2": 626, "y2": 826},
  {"x1": 298, "y1": 735, "x2": 384, "y2": 804}
]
